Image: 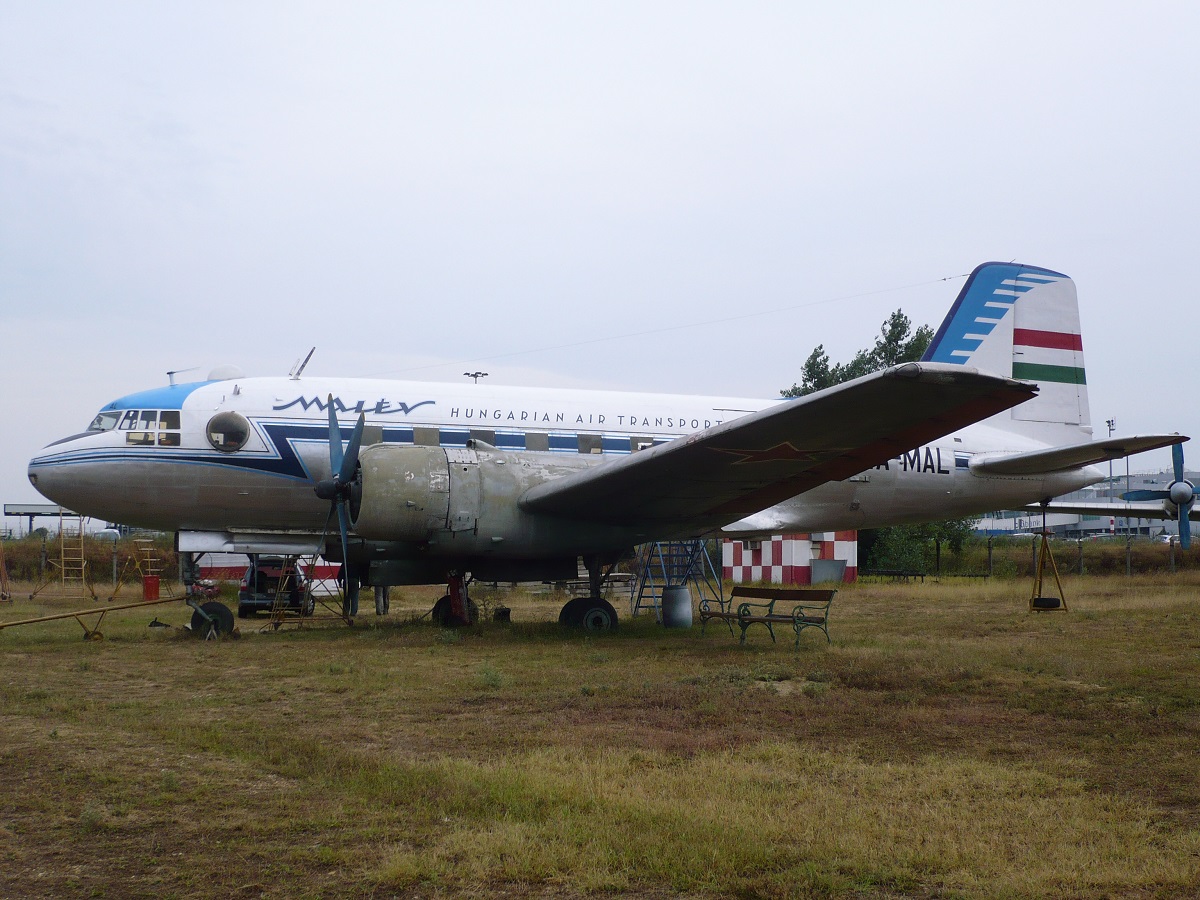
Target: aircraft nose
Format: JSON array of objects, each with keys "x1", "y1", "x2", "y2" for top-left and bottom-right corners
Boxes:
[
  {"x1": 27, "y1": 437, "x2": 95, "y2": 509},
  {"x1": 27, "y1": 454, "x2": 64, "y2": 504}
]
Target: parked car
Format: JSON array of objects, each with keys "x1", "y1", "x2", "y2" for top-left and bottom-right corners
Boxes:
[{"x1": 237, "y1": 557, "x2": 314, "y2": 618}]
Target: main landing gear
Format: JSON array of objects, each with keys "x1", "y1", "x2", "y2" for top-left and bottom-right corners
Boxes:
[
  {"x1": 558, "y1": 596, "x2": 618, "y2": 630},
  {"x1": 431, "y1": 571, "x2": 477, "y2": 626},
  {"x1": 558, "y1": 554, "x2": 620, "y2": 632}
]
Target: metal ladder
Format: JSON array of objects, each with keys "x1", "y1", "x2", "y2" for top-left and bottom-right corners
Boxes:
[
  {"x1": 57, "y1": 512, "x2": 87, "y2": 587},
  {"x1": 267, "y1": 555, "x2": 305, "y2": 627},
  {"x1": 632, "y1": 540, "x2": 724, "y2": 621},
  {"x1": 133, "y1": 539, "x2": 162, "y2": 579}
]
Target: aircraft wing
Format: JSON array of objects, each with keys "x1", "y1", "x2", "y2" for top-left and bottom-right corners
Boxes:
[
  {"x1": 1018, "y1": 500, "x2": 1200, "y2": 521},
  {"x1": 971, "y1": 434, "x2": 1187, "y2": 476},
  {"x1": 519, "y1": 362, "x2": 1037, "y2": 531}
]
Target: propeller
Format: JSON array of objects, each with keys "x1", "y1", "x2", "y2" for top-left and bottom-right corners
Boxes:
[
  {"x1": 314, "y1": 397, "x2": 366, "y2": 570},
  {"x1": 1122, "y1": 442, "x2": 1193, "y2": 548}
]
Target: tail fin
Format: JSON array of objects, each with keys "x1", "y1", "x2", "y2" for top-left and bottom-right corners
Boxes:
[{"x1": 922, "y1": 262, "x2": 1091, "y2": 444}]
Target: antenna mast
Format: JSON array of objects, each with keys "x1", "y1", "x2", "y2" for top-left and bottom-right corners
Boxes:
[{"x1": 290, "y1": 348, "x2": 316, "y2": 380}]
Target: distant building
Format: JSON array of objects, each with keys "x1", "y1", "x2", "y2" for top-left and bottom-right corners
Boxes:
[
  {"x1": 723, "y1": 532, "x2": 857, "y2": 585},
  {"x1": 978, "y1": 468, "x2": 1192, "y2": 539}
]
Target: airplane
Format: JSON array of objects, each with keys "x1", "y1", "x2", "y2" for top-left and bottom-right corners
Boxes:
[{"x1": 26, "y1": 261, "x2": 1189, "y2": 631}]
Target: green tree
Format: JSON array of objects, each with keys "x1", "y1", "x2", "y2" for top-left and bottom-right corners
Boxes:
[
  {"x1": 780, "y1": 309, "x2": 974, "y2": 568},
  {"x1": 781, "y1": 310, "x2": 934, "y2": 398}
]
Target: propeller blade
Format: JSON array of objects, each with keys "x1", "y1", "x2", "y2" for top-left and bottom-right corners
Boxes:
[
  {"x1": 1179, "y1": 507, "x2": 1191, "y2": 550},
  {"x1": 1122, "y1": 490, "x2": 1169, "y2": 501},
  {"x1": 1173, "y1": 442, "x2": 1185, "y2": 484},
  {"x1": 327, "y1": 396, "x2": 344, "y2": 477},
  {"x1": 336, "y1": 500, "x2": 352, "y2": 578},
  {"x1": 339, "y1": 414, "x2": 366, "y2": 485}
]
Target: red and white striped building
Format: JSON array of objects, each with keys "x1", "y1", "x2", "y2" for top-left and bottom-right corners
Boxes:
[{"x1": 723, "y1": 532, "x2": 858, "y2": 585}]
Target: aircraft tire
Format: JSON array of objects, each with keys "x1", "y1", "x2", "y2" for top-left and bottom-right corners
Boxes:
[
  {"x1": 558, "y1": 597, "x2": 586, "y2": 627},
  {"x1": 559, "y1": 597, "x2": 618, "y2": 631},
  {"x1": 191, "y1": 601, "x2": 235, "y2": 638},
  {"x1": 431, "y1": 595, "x2": 478, "y2": 626}
]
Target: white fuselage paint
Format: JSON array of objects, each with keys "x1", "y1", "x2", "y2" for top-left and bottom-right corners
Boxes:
[{"x1": 28, "y1": 376, "x2": 1099, "y2": 547}]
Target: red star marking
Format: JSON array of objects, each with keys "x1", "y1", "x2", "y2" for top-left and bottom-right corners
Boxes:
[{"x1": 713, "y1": 442, "x2": 820, "y2": 465}]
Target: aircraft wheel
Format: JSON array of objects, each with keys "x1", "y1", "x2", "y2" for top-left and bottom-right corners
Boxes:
[
  {"x1": 558, "y1": 597, "x2": 586, "y2": 627},
  {"x1": 559, "y1": 597, "x2": 618, "y2": 631},
  {"x1": 431, "y1": 595, "x2": 478, "y2": 626},
  {"x1": 191, "y1": 601, "x2": 235, "y2": 638}
]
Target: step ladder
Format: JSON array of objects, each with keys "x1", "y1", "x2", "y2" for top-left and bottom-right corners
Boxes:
[
  {"x1": 133, "y1": 539, "x2": 163, "y2": 578},
  {"x1": 267, "y1": 555, "x2": 307, "y2": 627},
  {"x1": 0, "y1": 540, "x2": 11, "y2": 602},
  {"x1": 632, "y1": 540, "x2": 724, "y2": 621},
  {"x1": 57, "y1": 512, "x2": 87, "y2": 587}
]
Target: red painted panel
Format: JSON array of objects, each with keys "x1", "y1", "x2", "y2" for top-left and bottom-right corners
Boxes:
[{"x1": 1012, "y1": 328, "x2": 1083, "y2": 351}]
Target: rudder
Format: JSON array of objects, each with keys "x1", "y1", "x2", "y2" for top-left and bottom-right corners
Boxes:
[{"x1": 922, "y1": 262, "x2": 1090, "y2": 442}]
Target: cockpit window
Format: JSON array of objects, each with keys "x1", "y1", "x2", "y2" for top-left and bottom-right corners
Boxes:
[
  {"x1": 88, "y1": 411, "x2": 122, "y2": 432},
  {"x1": 138, "y1": 410, "x2": 158, "y2": 429},
  {"x1": 207, "y1": 412, "x2": 251, "y2": 452},
  {"x1": 118, "y1": 410, "x2": 139, "y2": 430},
  {"x1": 160, "y1": 410, "x2": 181, "y2": 430}
]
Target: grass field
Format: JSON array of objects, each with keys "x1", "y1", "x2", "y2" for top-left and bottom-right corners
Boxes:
[{"x1": 1, "y1": 575, "x2": 1198, "y2": 899}]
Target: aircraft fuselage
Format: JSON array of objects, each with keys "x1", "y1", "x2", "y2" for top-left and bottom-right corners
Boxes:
[{"x1": 28, "y1": 374, "x2": 1098, "y2": 572}]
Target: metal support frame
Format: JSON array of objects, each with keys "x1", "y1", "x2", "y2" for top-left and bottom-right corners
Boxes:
[
  {"x1": 633, "y1": 540, "x2": 723, "y2": 622},
  {"x1": 0, "y1": 594, "x2": 192, "y2": 640},
  {"x1": 0, "y1": 541, "x2": 10, "y2": 603},
  {"x1": 257, "y1": 553, "x2": 354, "y2": 632},
  {"x1": 1030, "y1": 503, "x2": 1067, "y2": 612}
]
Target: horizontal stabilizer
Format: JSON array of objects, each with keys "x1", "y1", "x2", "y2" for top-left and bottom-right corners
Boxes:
[
  {"x1": 520, "y1": 362, "x2": 1036, "y2": 530},
  {"x1": 971, "y1": 434, "x2": 1187, "y2": 476}
]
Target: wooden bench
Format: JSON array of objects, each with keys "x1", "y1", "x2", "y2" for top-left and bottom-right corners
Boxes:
[
  {"x1": 700, "y1": 586, "x2": 836, "y2": 647},
  {"x1": 858, "y1": 569, "x2": 926, "y2": 583}
]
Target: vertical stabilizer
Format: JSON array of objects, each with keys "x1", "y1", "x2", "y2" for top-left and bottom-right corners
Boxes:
[{"x1": 922, "y1": 262, "x2": 1091, "y2": 443}]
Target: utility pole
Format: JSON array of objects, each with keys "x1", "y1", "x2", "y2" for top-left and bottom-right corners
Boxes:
[{"x1": 1107, "y1": 418, "x2": 1117, "y2": 533}]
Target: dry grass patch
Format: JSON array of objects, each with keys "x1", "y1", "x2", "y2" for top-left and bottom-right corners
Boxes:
[{"x1": 0, "y1": 577, "x2": 1199, "y2": 897}]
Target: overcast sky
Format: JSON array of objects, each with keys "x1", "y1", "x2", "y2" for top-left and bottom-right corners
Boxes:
[{"x1": 2, "y1": 2, "x2": 1198, "y2": 519}]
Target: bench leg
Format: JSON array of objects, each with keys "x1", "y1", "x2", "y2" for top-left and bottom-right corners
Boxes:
[{"x1": 792, "y1": 622, "x2": 832, "y2": 647}]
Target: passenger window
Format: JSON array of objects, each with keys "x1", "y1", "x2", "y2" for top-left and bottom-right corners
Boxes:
[
  {"x1": 413, "y1": 426, "x2": 440, "y2": 447},
  {"x1": 118, "y1": 410, "x2": 138, "y2": 430},
  {"x1": 525, "y1": 432, "x2": 549, "y2": 452},
  {"x1": 577, "y1": 434, "x2": 603, "y2": 454},
  {"x1": 158, "y1": 432, "x2": 181, "y2": 447},
  {"x1": 206, "y1": 411, "x2": 251, "y2": 452},
  {"x1": 630, "y1": 436, "x2": 654, "y2": 452},
  {"x1": 159, "y1": 411, "x2": 181, "y2": 430}
]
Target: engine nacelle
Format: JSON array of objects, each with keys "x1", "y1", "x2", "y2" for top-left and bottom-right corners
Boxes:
[
  {"x1": 350, "y1": 440, "x2": 634, "y2": 559},
  {"x1": 351, "y1": 444, "x2": 453, "y2": 542}
]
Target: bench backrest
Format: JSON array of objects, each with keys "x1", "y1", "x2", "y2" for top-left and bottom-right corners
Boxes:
[{"x1": 729, "y1": 586, "x2": 836, "y2": 604}]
